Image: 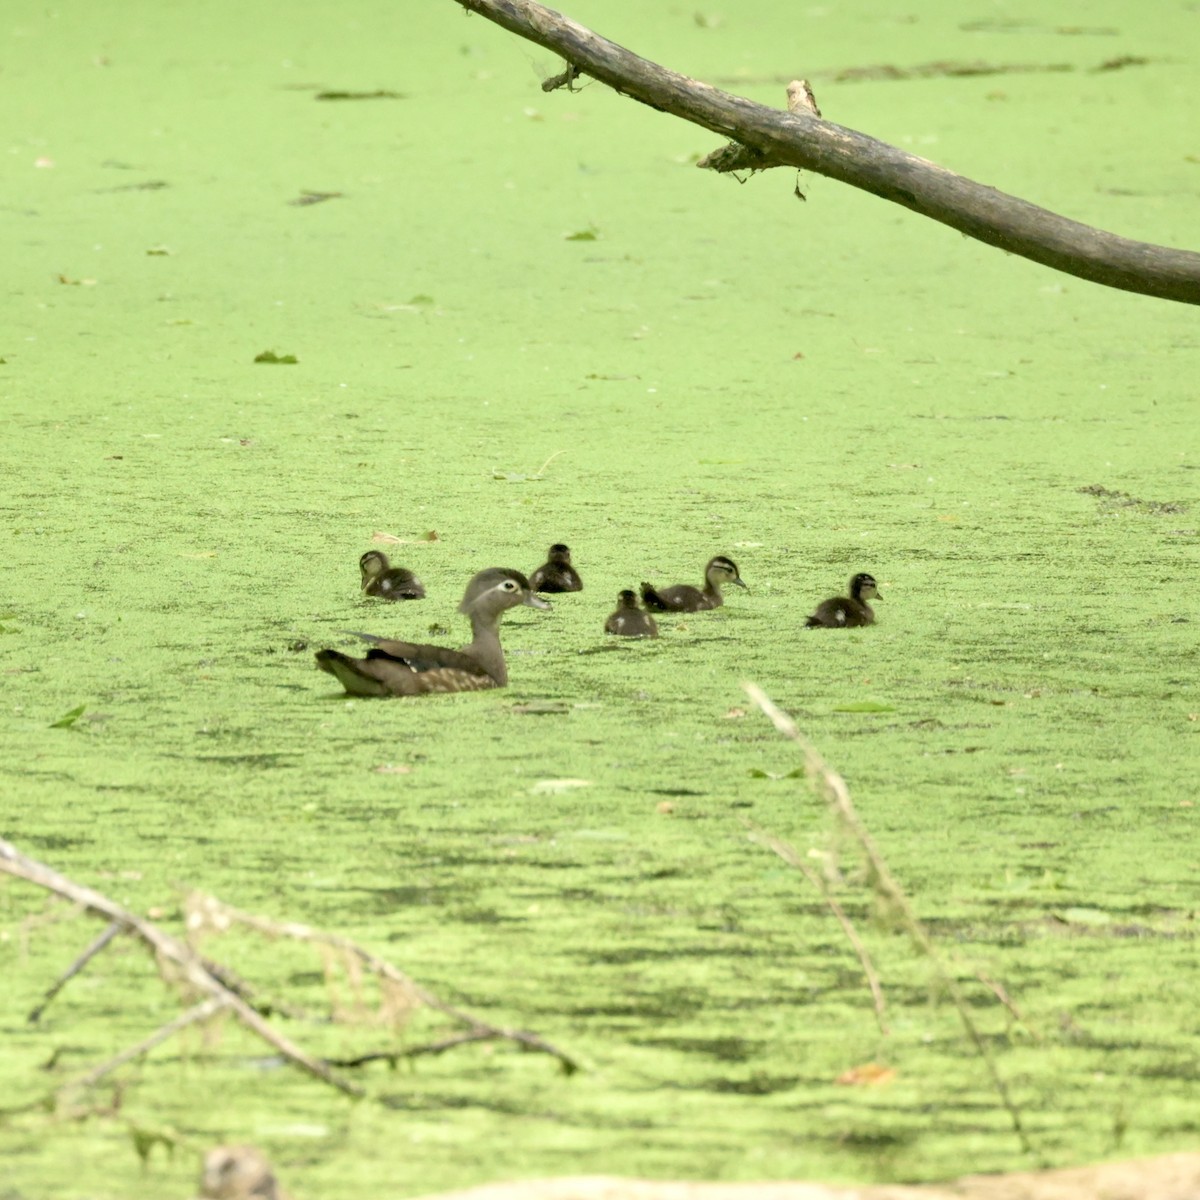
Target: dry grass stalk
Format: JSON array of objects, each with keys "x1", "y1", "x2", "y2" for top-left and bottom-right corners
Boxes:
[{"x1": 742, "y1": 682, "x2": 1032, "y2": 1154}]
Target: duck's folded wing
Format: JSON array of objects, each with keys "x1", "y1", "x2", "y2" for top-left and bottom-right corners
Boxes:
[
  {"x1": 364, "y1": 640, "x2": 486, "y2": 676},
  {"x1": 316, "y1": 650, "x2": 408, "y2": 697},
  {"x1": 316, "y1": 646, "x2": 494, "y2": 696}
]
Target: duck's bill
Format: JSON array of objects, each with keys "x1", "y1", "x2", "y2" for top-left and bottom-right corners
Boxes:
[{"x1": 524, "y1": 593, "x2": 552, "y2": 610}]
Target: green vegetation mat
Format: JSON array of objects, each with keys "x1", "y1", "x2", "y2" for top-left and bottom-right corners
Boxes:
[{"x1": 2, "y1": 0, "x2": 1197, "y2": 1196}]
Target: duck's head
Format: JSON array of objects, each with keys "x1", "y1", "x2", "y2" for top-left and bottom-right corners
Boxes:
[
  {"x1": 616, "y1": 589, "x2": 639, "y2": 607},
  {"x1": 851, "y1": 573, "x2": 881, "y2": 601},
  {"x1": 458, "y1": 568, "x2": 551, "y2": 616},
  {"x1": 547, "y1": 543, "x2": 572, "y2": 563},
  {"x1": 706, "y1": 556, "x2": 747, "y2": 589},
  {"x1": 360, "y1": 550, "x2": 389, "y2": 579}
]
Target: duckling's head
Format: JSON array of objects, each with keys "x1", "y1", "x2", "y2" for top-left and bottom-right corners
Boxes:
[
  {"x1": 851, "y1": 573, "x2": 881, "y2": 601},
  {"x1": 706, "y1": 555, "x2": 747, "y2": 589},
  {"x1": 547, "y1": 543, "x2": 572, "y2": 562},
  {"x1": 617, "y1": 589, "x2": 639, "y2": 607},
  {"x1": 360, "y1": 550, "x2": 389, "y2": 580},
  {"x1": 459, "y1": 568, "x2": 551, "y2": 616}
]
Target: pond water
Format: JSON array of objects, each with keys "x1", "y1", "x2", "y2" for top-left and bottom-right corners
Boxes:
[{"x1": 2, "y1": 0, "x2": 1197, "y2": 1196}]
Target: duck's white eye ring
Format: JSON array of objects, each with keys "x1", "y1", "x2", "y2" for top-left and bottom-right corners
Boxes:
[{"x1": 502, "y1": 579, "x2": 517, "y2": 591}]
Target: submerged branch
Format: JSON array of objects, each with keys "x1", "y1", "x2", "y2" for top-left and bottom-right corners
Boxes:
[{"x1": 453, "y1": 0, "x2": 1200, "y2": 305}]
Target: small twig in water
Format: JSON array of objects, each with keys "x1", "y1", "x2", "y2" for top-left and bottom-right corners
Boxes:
[{"x1": 27, "y1": 920, "x2": 123, "y2": 1024}]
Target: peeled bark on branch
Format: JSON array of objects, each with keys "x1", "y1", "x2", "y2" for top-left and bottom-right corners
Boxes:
[{"x1": 454, "y1": 0, "x2": 1200, "y2": 305}]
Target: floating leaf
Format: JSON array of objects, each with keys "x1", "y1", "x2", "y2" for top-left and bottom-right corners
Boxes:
[
  {"x1": 254, "y1": 350, "x2": 298, "y2": 364},
  {"x1": 564, "y1": 226, "x2": 599, "y2": 241},
  {"x1": 1056, "y1": 907, "x2": 1113, "y2": 927},
  {"x1": 833, "y1": 701, "x2": 896, "y2": 713},
  {"x1": 315, "y1": 89, "x2": 406, "y2": 101},
  {"x1": 289, "y1": 190, "x2": 343, "y2": 206},
  {"x1": 748, "y1": 767, "x2": 804, "y2": 780},
  {"x1": 836, "y1": 1062, "x2": 896, "y2": 1087},
  {"x1": 530, "y1": 778, "x2": 592, "y2": 794},
  {"x1": 51, "y1": 704, "x2": 86, "y2": 729}
]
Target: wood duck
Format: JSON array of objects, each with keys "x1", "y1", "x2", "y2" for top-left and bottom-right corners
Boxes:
[
  {"x1": 805, "y1": 573, "x2": 881, "y2": 628},
  {"x1": 316, "y1": 568, "x2": 548, "y2": 696},
  {"x1": 604, "y1": 589, "x2": 659, "y2": 638},
  {"x1": 641, "y1": 555, "x2": 746, "y2": 613},
  {"x1": 359, "y1": 551, "x2": 425, "y2": 600},
  {"x1": 529, "y1": 543, "x2": 582, "y2": 593}
]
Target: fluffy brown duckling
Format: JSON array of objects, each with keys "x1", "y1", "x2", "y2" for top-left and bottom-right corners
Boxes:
[
  {"x1": 317, "y1": 568, "x2": 548, "y2": 696},
  {"x1": 641, "y1": 555, "x2": 746, "y2": 613},
  {"x1": 529, "y1": 543, "x2": 582, "y2": 593},
  {"x1": 805, "y1": 572, "x2": 881, "y2": 628},
  {"x1": 604, "y1": 589, "x2": 659, "y2": 638},
  {"x1": 359, "y1": 550, "x2": 425, "y2": 600},
  {"x1": 197, "y1": 1145, "x2": 290, "y2": 1200}
]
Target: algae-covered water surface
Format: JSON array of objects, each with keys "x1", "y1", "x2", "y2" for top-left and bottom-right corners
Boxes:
[{"x1": 2, "y1": 0, "x2": 1198, "y2": 1195}]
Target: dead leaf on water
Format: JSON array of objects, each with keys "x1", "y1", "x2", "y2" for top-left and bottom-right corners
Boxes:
[
  {"x1": 530, "y1": 778, "x2": 591, "y2": 794},
  {"x1": 836, "y1": 1062, "x2": 896, "y2": 1086}
]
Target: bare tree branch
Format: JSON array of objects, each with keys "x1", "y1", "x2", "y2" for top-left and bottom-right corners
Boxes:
[
  {"x1": 454, "y1": 0, "x2": 1200, "y2": 305},
  {"x1": 0, "y1": 838, "x2": 364, "y2": 1098},
  {"x1": 0, "y1": 836, "x2": 580, "y2": 1114}
]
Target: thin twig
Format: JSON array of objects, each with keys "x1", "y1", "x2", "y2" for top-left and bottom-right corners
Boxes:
[
  {"x1": 0, "y1": 839, "x2": 363, "y2": 1099},
  {"x1": 200, "y1": 896, "x2": 581, "y2": 1074},
  {"x1": 742, "y1": 683, "x2": 1033, "y2": 1154},
  {"x1": 65, "y1": 995, "x2": 230, "y2": 1094},
  {"x1": 27, "y1": 920, "x2": 123, "y2": 1024},
  {"x1": 326, "y1": 1029, "x2": 509, "y2": 1068}
]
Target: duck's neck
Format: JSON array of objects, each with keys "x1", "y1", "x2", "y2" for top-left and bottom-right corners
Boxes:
[
  {"x1": 463, "y1": 613, "x2": 508, "y2": 685},
  {"x1": 702, "y1": 576, "x2": 725, "y2": 606}
]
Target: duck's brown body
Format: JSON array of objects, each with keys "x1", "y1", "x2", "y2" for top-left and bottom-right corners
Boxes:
[
  {"x1": 317, "y1": 568, "x2": 547, "y2": 696},
  {"x1": 805, "y1": 573, "x2": 881, "y2": 628},
  {"x1": 359, "y1": 551, "x2": 425, "y2": 600},
  {"x1": 529, "y1": 543, "x2": 582, "y2": 593},
  {"x1": 641, "y1": 555, "x2": 746, "y2": 613},
  {"x1": 604, "y1": 590, "x2": 658, "y2": 638}
]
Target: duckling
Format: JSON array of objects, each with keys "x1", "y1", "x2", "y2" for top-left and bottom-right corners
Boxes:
[
  {"x1": 316, "y1": 567, "x2": 548, "y2": 696},
  {"x1": 805, "y1": 573, "x2": 881, "y2": 628},
  {"x1": 604, "y1": 589, "x2": 659, "y2": 638},
  {"x1": 529, "y1": 543, "x2": 582, "y2": 593},
  {"x1": 641, "y1": 555, "x2": 746, "y2": 613},
  {"x1": 199, "y1": 1145, "x2": 290, "y2": 1200},
  {"x1": 359, "y1": 550, "x2": 425, "y2": 600}
]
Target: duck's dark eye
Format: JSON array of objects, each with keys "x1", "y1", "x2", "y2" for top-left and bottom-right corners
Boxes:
[{"x1": 502, "y1": 580, "x2": 517, "y2": 591}]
